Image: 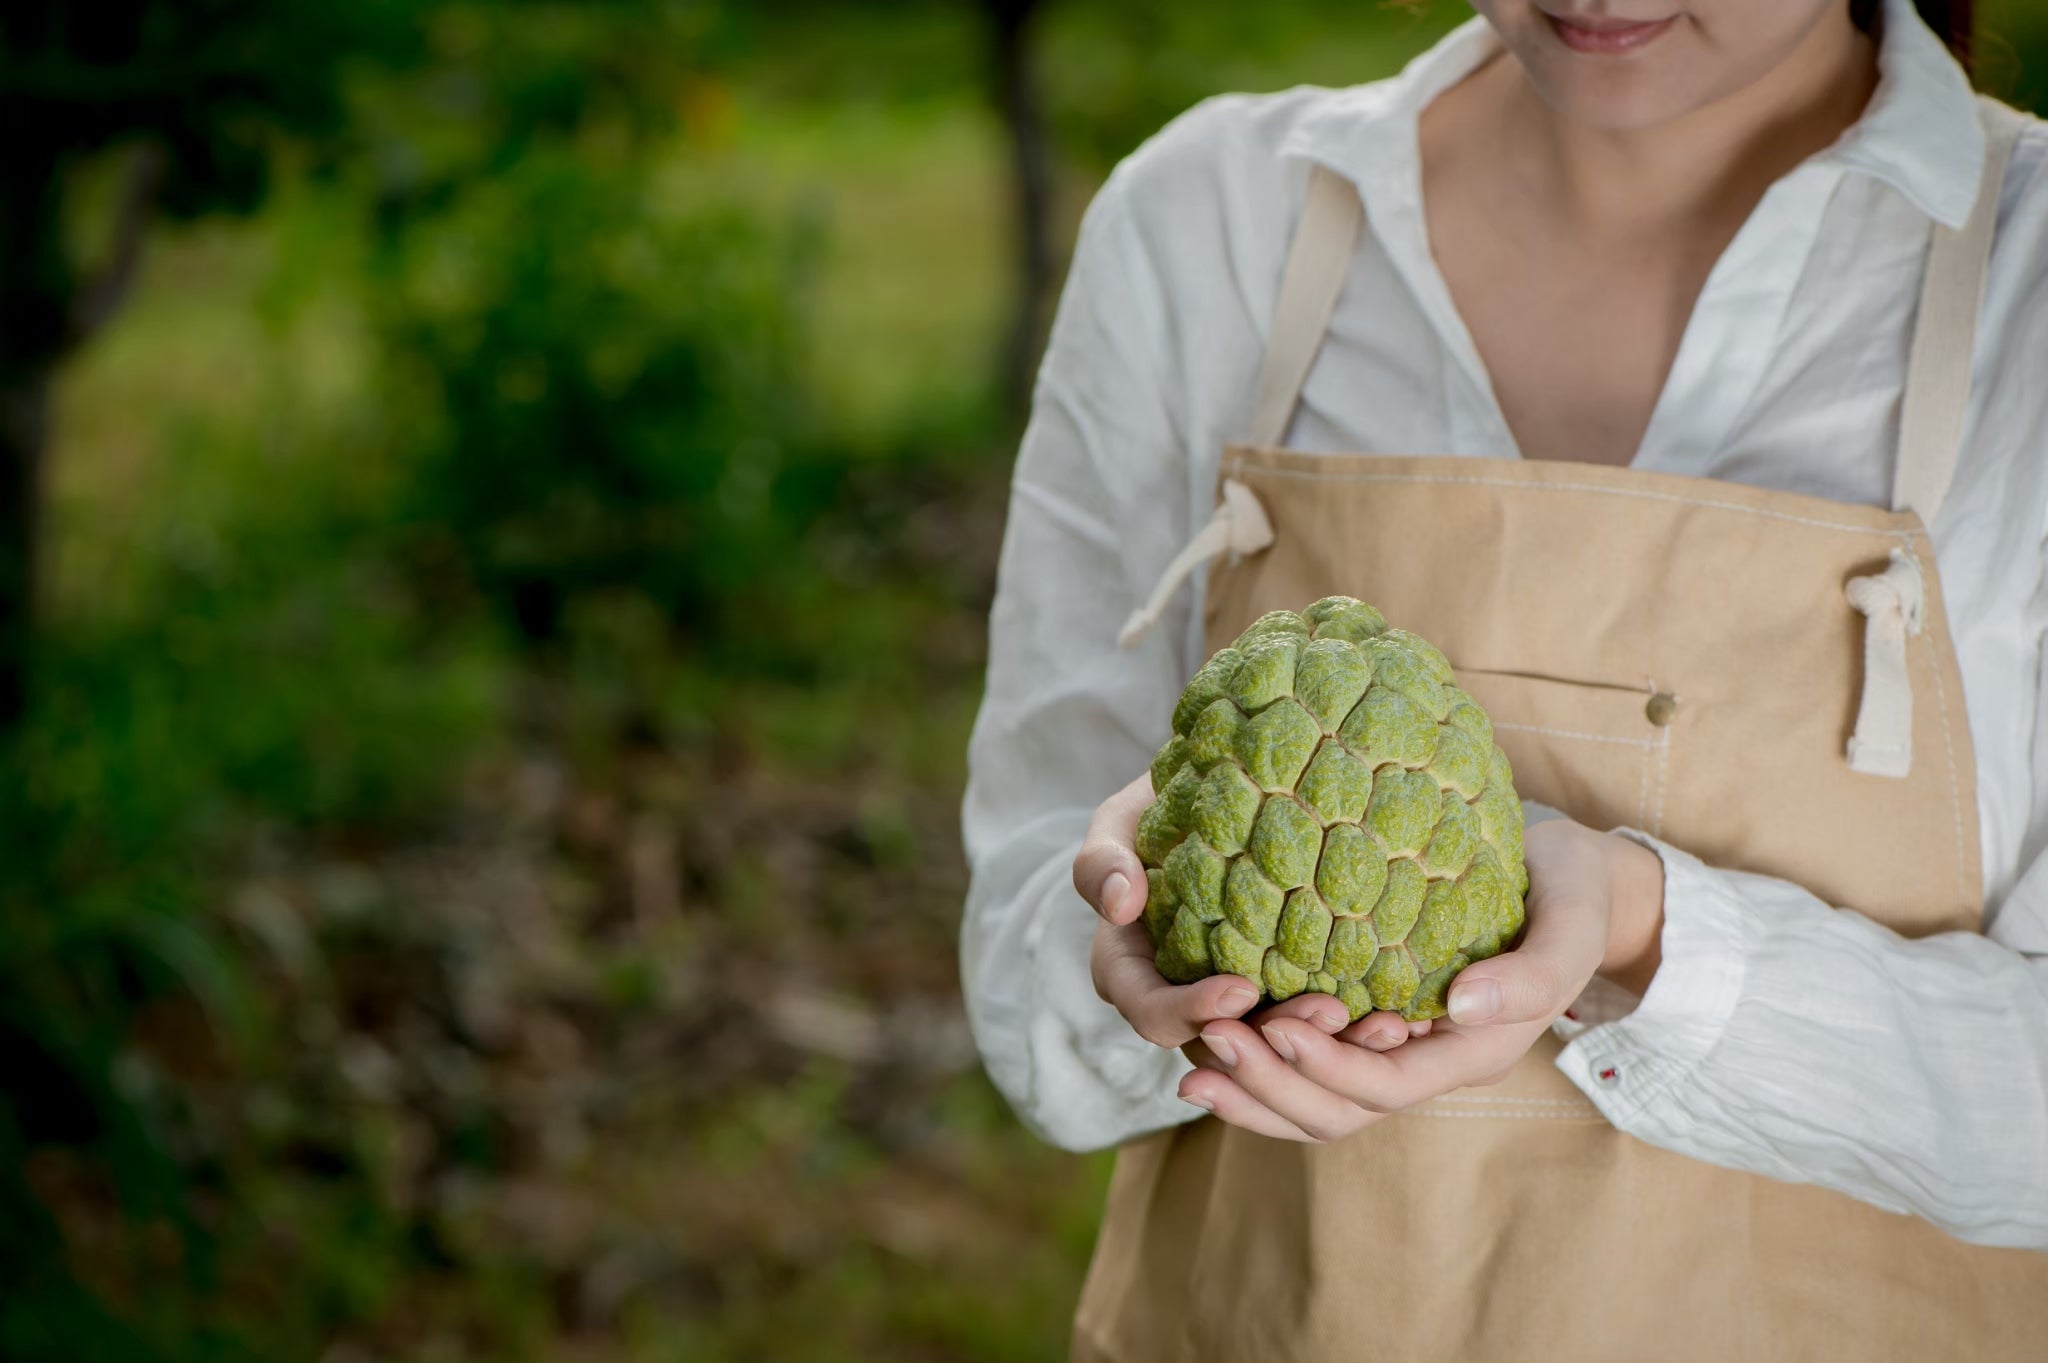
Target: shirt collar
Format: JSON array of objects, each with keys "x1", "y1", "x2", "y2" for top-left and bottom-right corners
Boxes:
[{"x1": 1281, "y1": 0, "x2": 1985, "y2": 228}]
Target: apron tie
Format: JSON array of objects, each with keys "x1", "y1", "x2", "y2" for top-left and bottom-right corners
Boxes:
[
  {"x1": 1844, "y1": 550, "x2": 1924, "y2": 778},
  {"x1": 1118, "y1": 478, "x2": 1274, "y2": 648}
]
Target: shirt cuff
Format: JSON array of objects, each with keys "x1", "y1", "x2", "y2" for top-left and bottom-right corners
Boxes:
[{"x1": 1552, "y1": 830, "x2": 1761, "y2": 1124}]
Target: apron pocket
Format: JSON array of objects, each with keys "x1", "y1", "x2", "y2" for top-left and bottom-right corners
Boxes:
[{"x1": 1451, "y1": 666, "x2": 1676, "y2": 838}]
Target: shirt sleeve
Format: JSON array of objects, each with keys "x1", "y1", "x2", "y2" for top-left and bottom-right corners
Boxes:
[
  {"x1": 1552, "y1": 827, "x2": 2048, "y2": 1250},
  {"x1": 959, "y1": 166, "x2": 1209, "y2": 1153}
]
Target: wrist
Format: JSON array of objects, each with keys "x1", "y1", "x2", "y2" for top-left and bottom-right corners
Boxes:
[{"x1": 1599, "y1": 833, "x2": 1666, "y2": 996}]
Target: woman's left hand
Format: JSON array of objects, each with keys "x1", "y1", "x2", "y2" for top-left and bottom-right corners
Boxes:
[{"x1": 1178, "y1": 817, "x2": 1666, "y2": 1143}]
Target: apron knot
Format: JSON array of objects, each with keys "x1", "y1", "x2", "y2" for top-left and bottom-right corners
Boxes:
[
  {"x1": 1118, "y1": 478, "x2": 1274, "y2": 649},
  {"x1": 1844, "y1": 549, "x2": 1925, "y2": 778}
]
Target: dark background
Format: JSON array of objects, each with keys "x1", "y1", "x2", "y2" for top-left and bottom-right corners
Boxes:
[{"x1": 5, "y1": 3, "x2": 2046, "y2": 1359}]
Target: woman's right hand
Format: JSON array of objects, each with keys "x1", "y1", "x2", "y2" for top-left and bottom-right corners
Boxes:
[
  {"x1": 1079, "y1": 774, "x2": 1263, "y2": 1045},
  {"x1": 1076, "y1": 773, "x2": 1421, "y2": 1052}
]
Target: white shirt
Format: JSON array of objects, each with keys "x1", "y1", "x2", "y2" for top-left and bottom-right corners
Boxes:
[{"x1": 960, "y1": 0, "x2": 2048, "y2": 1249}]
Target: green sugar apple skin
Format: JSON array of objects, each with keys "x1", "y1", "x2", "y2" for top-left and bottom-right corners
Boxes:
[{"x1": 1136, "y1": 597, "x2": 1529, "y2": 1022}]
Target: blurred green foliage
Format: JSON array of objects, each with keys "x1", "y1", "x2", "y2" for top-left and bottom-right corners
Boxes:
[{"x1": 5, "y1": 2, "x2": 2046, "y2": 1360}]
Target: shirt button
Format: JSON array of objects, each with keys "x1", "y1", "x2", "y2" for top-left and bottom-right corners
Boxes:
[
  {"x1": 1595, "y1": 1061, "x2": 1623, "y2": 1086},
  {"x1": 1645, "y1": 692, "x2": 1678, "y2": 726}
]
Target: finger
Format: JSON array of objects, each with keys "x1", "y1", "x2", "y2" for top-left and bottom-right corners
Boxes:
[
  {"x1": 1195, "y1": 1021, "x2": 1373, "y2": 1142},
  {"x1": 1254, "y1": 993, "x2": 1351, "y2": 1035},
  {"x1": 1178, "y1": 1069, "x2": 1319, "y2": 1142},
  {"x1": 1074, "y1": 774, "x2": 1155, "y2": 924},
  {"x1": 1254, "y1": 1017, "x2": 1438, "y2": 1115},
  {"x1": 1335, "y1": 1010, "x2": 1411, "y2": 1051},
  {"x1": 1408, "y1": 1019, "x2": 1432, "y2": 1037},
  {"x1": 1094, "y1": 921, "x2": 1258, "y2": 1047}
]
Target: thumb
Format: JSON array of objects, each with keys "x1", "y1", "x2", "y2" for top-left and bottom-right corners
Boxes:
[{"x1": 1445, "y1": 949, "x2": 1573, "y2": 1026}]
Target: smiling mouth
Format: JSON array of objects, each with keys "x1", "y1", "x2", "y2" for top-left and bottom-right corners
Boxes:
[{"x1": 1542, "y1": 10, "x2": 1680, "y2": 54}]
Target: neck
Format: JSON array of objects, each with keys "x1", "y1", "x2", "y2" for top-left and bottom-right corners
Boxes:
[{"x1": 1490, "y1": 12, "x2": 1881, "y2": 233}]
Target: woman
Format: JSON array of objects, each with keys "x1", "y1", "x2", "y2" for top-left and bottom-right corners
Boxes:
[{"x1": 963, "y1": 0, "x2": 2047, "y2": 1358}]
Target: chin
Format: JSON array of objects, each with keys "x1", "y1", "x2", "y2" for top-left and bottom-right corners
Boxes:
[{"x1": 1512, "y1": 48, "x2": 1716, "y2": 131}]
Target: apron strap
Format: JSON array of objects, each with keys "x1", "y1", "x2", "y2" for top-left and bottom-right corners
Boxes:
[
  {"x1": 1846, "y1": 98, "x2": 2019, "y2": 778},
  {"x1": 1890, "y1": 97, "x2": 2021, "y2": 524},
  {"x1": 1245, "y1": 163, "x2": 1364, "y2": 450},
  {"x1": 1120, "y1": 163, "x2": 1358, "y2": 648}
]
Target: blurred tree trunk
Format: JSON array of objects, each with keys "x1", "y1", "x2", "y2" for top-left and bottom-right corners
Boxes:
[
  {"x1": 0, "y1": 144, "x2": 161, "y2": 731},
  {"x1": 984, "y1": 0, "x2": 1053, "y2": 423}
]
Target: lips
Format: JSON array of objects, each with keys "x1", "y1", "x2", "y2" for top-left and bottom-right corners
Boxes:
[{"x1": 1542, "y1": 10, "x2": 1679, "y2": 54}]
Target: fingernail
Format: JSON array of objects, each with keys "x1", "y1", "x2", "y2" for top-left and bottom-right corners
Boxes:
[
  {"x1": 1182, "y1": 1093, "x2": 1214, "y2": 1112},
  {"x1": 1310, "y1": 1010, "x2": 1346, "y2": 1033},
  {"x1": 1199, "y1": 1031, "x2": 1238, "y2": 1067},
  {"x1": 1099, "y1": 871, "x2": 1130, "y2": 917},
  {"x1": 1260, "y1": 1024, "x2": 1297, "y2": 1063},
  {"x1": 1222, "y1": 987, "x2": 1260, "y2": 1013},
  {"x1": 1448, "y1": 977, "x2": 1500, "y2": 1024},
  {"x1": 1366, "y1": 1027, "x2": 1403, "y2": 1050}
]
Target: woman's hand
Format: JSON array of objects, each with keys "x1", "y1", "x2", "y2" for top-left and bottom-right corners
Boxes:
[
  {"x1": 1080, "y1": 774, "x2": 1263, "y2": 1044},
  {"x1": 1177, "y1": 818, "x2": 1667, "y2": 1142},
  {"x1": 1078, "y1": 774, "x2": 1421, "y2": 1050}
]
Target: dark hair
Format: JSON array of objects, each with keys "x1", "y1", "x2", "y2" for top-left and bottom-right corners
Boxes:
[{"x1": 1853, "y1": 0, "x2": 1974, "y2": 72}]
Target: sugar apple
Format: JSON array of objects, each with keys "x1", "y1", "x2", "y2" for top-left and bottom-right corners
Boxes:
[{"x1": 1137, "y1": 597, "x2": 1528, "y2": 1022}]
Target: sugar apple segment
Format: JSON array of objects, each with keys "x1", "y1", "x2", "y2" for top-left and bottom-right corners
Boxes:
[
  {"x1": 1187, "y1": 697, "x2": 1245, "y2": 773},
  {"x1": 1223, "y1": 858, "x2": 1285, "y2": 946},
  {"x1": 1308, "y1": 970, "x2": 1340, "y2": 997},
  {"x1": 1372, "y1": 857, "x2": 1428, "y2": 941},
  {"x1": 1237, "y1": 699, "x2": 1322, "y2": 791},
  {"x1": 1158, "y1": 905, "x2": 1213, "y2": 983},
  {"x1": 1297, "y1": 741, "x2": 1374, "y2": 825},
  {"x1": 1305, "y1": 596, "x2": 1387, "y2": 642},
  {"x1": 1294, "y1": 639, "x2": 1372, "y2": 732},
  {"x1": 1336, "y1": 978, "x2": 1375, "y2": 1018},
  {"x1": 1247, "y1": 796, "x2": 1322, "y2": 890},
  {"x1": 1235, "y1": 610, "x2": 1311, "y2": 647},
  {"x1": 1340, "y1": 688, "x2": 1439, "y2": 770},
  {"x1": 1364, "y1": 638, "x2": 1449, "y2": 720},
  {"x1": 1316, "y1": 823, "x2": 1390, "y2": 915},
  {"x1": 1443, "y1": 690, "x2": 1492, "y2": 747},
  {"x1": 1228, "y1": 635, "x2": 1304, "y2": 711},
  {"x1": 1173, "y1": 648, "x2": 1244, "y2": 736},
  {"x1": 1134, "y1": 762, "x2": 1202, "y2": 864},
  {"x1": 1367, "y1": 767, "x2": 1440, "y2": 857},
  {"x1": 1142, "y1": 868, "x2": 1179, "y2": 942},
  {"x1": 1324, "y1": 914, "x2": 1379, "y2": 978},
  {"x1": 1408, "y1": 879, "x2": 1469, "y2": 972},
  {"x1": 1263, "y1": 948, "x2": 1310, "y2": 1001},
  {"x1": 1150, "y1": 735, "x2": 1191, "y2": 797},
  {"x1": 1381, "y1": 628, "x2": 1455, "y2": 685},
  {"x1": 1429, "y1": 723, "x2": 1490, "y2": 801},
  {"x1": 1277, "y1": 888, "x2": 1335, "y2": 971},
  {"x1": 1192, "y1": 763, "x2": 1264, "y2": 856},
  {"x1": 1210, "y1": 920, "x2": 1266, "y2": 979},
  {"x1": 1409, "y1": 952, "x2": 1469, "y2": 1020},
  {"x1": 1421, "y1": 793, "x2": 1481, "y2": 879},
  {"x1": 1366, "y1": 947, "x2": 1420, "y2": 1012},
  {"x1": 1163, "y1": 837, "x2": 1226, "y2": 923}
]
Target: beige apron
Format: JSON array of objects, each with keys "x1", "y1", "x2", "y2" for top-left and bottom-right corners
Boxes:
[{"x1": 1074, "y1": 97, "x2": 2042, "y2": 1363}]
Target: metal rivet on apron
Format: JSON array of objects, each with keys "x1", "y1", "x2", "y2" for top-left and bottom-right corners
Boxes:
[
  {"x1": 1595, "y1": 1063, "x2": 1622, "y2": 1086},
  {"x1": 1645, "y1": 692, "x2": 1678, "y2": 726}
]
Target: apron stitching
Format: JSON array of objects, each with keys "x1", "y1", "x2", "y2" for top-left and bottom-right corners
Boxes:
[
  {"x1": 1634, "y1": 729, "x2": 1653, "y2": 828},
  {"x1": 1651, "y1": 724, "x2": 1674, "y2": 838},
  {"x1": 1914, "y1": 608, "x2": 1972, "y2": 916},
  {"x1": 1491, "y1": 722, "x2": 1659, "y2": 749},
  {"x1": 1220, "y1": 460, "x2": 1923, "y2": 539}
]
